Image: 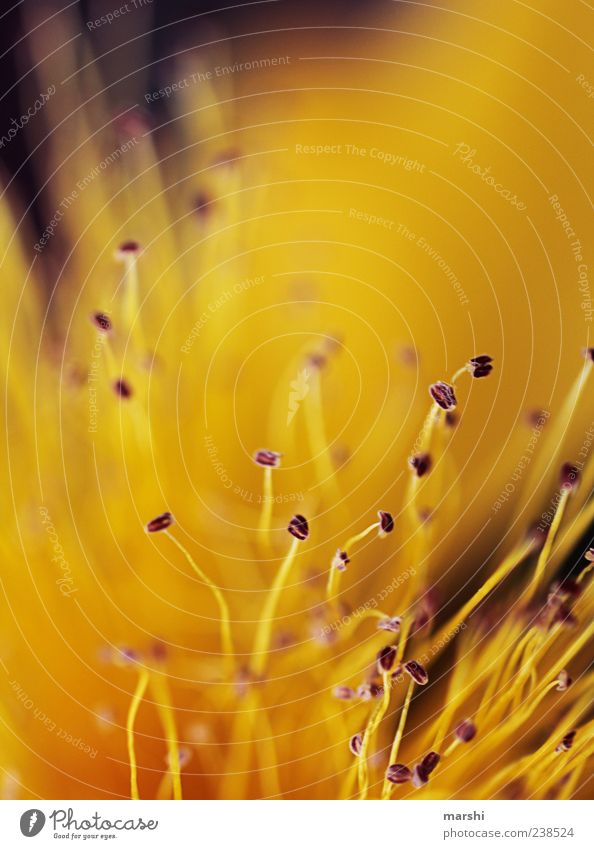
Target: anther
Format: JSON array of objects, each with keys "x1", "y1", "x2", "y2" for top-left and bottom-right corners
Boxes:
[
  {"x1": 91, "y1": 312, "x2": 112, "y2": 332},
  {"x1": 377, "y1": 616, "x2": 401, "y2": 633},
  {"x1": 560, "y1": 463, "x2": 580, "y2": 491},
  {"x1": 349, "y1": 733, "x2": 363, "y2": 756},
  {"x1": 555, "y1": 730, "x2": 576, "y2": 752},
  {"x1": 421, "y1": 751, "x2": 440, "y2": 775},
  {"x1": 113, "y1": 378, "x2": 133, "y2": 399},
  {"x1": 332, "y1": 549, "x2": 350, "y2": 572},
  {"x1": 455, "y1": 719, "x2": 477, "y2": 742},
  {"x1": 585, "y1": 548, "x2": 594, "y2": 562},
  {"x1": 409, "y1": 453, "x2": 432, "y2": 477},
  {"x1": 377, "y1": 645, "x2": 397, "y2": 673},
  {"x1": 146, "y1": 512, "x2": 175, "y2": 533},
  {"x1": 467, "y1": 355, "x2": 494, "y2": 378},
  {"x1": 333, "y1": 686, "x2": 355, "y2": 700},
  {"x1": 378, "y1": 510, "x2": 394, "y2": 536},
  {"x1": 254, "y1": 449, "x2": 282, "y2": 468},
  {"x1": 288, "y1": 514, "x2": 309, "y2": 541},
  {"x1": 386, "y1": 763, "x2": 412, "y2": 784},
  {"x1": 404, "y1": 660, "x2": 429, "y2": 685},
  {"x1": 116, "y1": 240, "x2": 141, "y2": 259},
  {"x1": 429, "y1": 381, "x2": 457, "y2": 410},
  {"x1": 556, "y1": 670, "x2": 572, "y2": 692}
]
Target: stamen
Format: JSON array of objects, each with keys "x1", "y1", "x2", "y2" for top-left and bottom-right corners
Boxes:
[
  {"x1": 408, "y1": 453, "x2": 432, "y2": 477},
  {"x1": 90, "y1": 312, "x2": 112, "y2": 333},
  {"x1": 377, "y1": 616, "x2": 401, "y2": 633},
  {"x1": 326, "y1": 513, "x2": 391, "y2": 600},
  {"x1": 254, "y1": 449, "x2": 281, "y2": 549},
  {"x1": 288, "y1": 514, "x2": 309, "y2": 541},
  {"x1": 377, "y1": 645, "x2": 397, "y2": 673},
  {"x1": 429, "y1": 381, "x2": 457, "y2": 411},
  {"x1": 381, "y1": 676, "x2": 415, "y2": 800},
  {"x1": 556, "y1": 730, "x2": 576, "y2": 752},
  {"x1": 147, "y1": 515, "x2": 234, "y2": 660},
  {"x1": 126, "y1": 665, "x2": 149, "y2": 800},
  {"x1": 556, "y1": 670, "x2": 572, "y2": 691},
  {"x1": 150, "y1": 672, "x2": 183, "y2": 800},
  {"x1": 467, "y1": 355, "x2": 494, "y2": 378},
  {"x1": 251, "y1": 516, "x2": 309, "y2": 676},
  {"x1": 349, "y1": 733, "x2": 363, "y2": 756},
  {"x1": 455, "y1": 719, "x2": 477, "y2": 742},
  {"x1": 333, "y1": 686, "x2": 355, "y2": 700},
  {"x1": 378, "y1": 510, "x2": 394, "y2": 537},
  {"x1": 404, "y1": 659, "x2": 429, "y2": 685},
  {"x1": 386, "y1": 763, "x2": 412, "y2": 784},
  {"x1": 113, "y1": 378, "x2": 133, "y2": 399},
  {"x1": 146, "y1": 512, "x2": 174, "y2": 533}
]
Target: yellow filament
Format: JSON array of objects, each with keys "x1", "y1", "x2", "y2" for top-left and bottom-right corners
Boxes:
[
  {"x1": 258, "y1": 466, "x2": 274, "y2": 551},
  {"x1": 432, "y1": 539, "x2": 534, "y2": 650},
  {"x1": 304, "y1": 367, "x2": 341, "y2": 505},
  {"x1": 523, "y1": 487, "x2": 571, "y2": 604},
  {"x1": 251, "y1": 536, "x2": 300, "y2": 677},
  {"x1": 382, "y1": 677, "x2": 415, "y2": 800},
  {"x1": 126, "y1": 666, "x2": 149, "y2": 801},
  {"x1": 358, "y1": 670, "x2": 391, "y2": 800},
  {"x1": 164, "y1": 530, "x2": 234, "y2": 660},
  {"x1": 326, "y1": 521, "x2": 380, "y2": 600},
  {"x1": 151, "y1": 672, "x2": 183, "y2": 801}
]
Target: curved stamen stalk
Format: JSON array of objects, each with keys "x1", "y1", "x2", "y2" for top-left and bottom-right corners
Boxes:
[
  {"x1": 522, "y1": 464, "x2": 579, "y2": 605},
  {"x1": 254, "y1": 450, "x2": 281, "y2": 551},
  {"x1": 382, "y1": 678, "x2": 415, "y2": 800},
  {"x1": 127, "y1": 665, "x2": 150, "y2": 801},
  {"x1": 358, "y1": 670, "x2": 391, "y2": 800},
  {"x1": 151, "y1": 671, "x2": 183, "y2": 801},
  {"x1": 146, "y1": 512, "x2": 234, "y2": 661},
  {"x1": 326, "y1": 511, "x2": 393, "y2": 601},
  {"x1": 251, "y1": 515, "x2": 309, "y2": 677}
]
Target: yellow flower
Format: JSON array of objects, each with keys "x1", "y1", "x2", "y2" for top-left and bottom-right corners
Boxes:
[{"x1": 0, "y1": 0, "x2": 592, "y2": 800}]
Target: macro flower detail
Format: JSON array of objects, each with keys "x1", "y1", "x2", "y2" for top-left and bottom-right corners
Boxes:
[{"x1": 1, "y1": 0, "x2": 592, "y2": 812}]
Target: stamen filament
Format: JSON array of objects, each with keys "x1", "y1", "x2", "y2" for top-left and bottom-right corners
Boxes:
[
  {"x1": 151, "y1": 672, "x2": 183, "y2": 800},
  {"x1": 326, "y1": 522, "x2": 380, "y2": 600},
  {"x1": 164, "y1": 530, "x2": 234, "y2": 660},
  {"x1": 382, "y1": 678, "x2": 415, "y2": 800},
  {"x1": 126, "y1": 666, "x2": 149, "y2": 801},
  {"x1": 251, "y1": 536, "x2": 300, "y2": 677}
]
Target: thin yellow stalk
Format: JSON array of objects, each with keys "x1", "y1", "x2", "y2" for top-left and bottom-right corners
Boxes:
[
  {"x1": 165, "y1": 530, "x2": 234, "y2": 660},
  {"x1": 127, "y1": 666, "x2": 149, "y2": 801}
]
